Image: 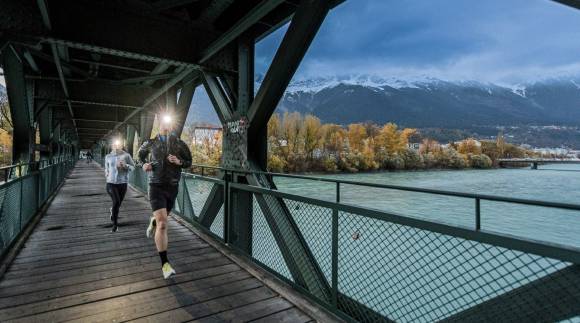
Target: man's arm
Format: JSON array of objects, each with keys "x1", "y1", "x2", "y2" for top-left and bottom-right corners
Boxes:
[
  {"x1": 178, "y1": 140, "x2": 192, "y2": 169},
  {"x1": 137, "y1": 140, "x2": 152, "y2": 164}
]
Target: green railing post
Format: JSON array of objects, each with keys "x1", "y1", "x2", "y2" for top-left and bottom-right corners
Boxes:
[
  {"x1": 475, "y1": 198, "x2": 481, "y2": 231},
  {"x1": 223, "y1": 171, "x2": 230, "y2": 243},
  {"x1": 181, "y1": 177, "x2": 186, "y2": 218},
  {"x1": 332, "y1": 182, "x2": 340, "y2": 308},
  {"x1": 18, "y1": 165, "x2": 23, "y2": 230}
]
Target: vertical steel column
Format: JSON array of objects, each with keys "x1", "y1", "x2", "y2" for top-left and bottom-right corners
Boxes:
[
  {"x1": 226, "y1": 36, "x2": 255, "y2": 254},
  {"x1": 139, "y1": 111, "x2": 155, "y2": 144},
  {"x1": 38, "y1": 103, "x2": 52, "y2": 162},
  {"x1": 2, "y1": 46, "x2": 34, "y2": 163},
  {"x1": 126, "y1": 124, "x2": 136, "y2": 156}
]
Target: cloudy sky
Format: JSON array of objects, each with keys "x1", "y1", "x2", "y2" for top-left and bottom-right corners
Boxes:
[{"x1": 256, "y1": 0, "x2": 580, "y2": 85}]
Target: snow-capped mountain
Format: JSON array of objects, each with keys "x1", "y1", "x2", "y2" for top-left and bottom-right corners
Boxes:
[{"x1": 274, "y1": 75, "x2": 580, "y2": 128}]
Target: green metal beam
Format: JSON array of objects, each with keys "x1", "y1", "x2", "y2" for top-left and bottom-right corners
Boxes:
[
  {"x1": 50, "y1": 43, "x2": 78, "y2": 136},
  {"x1": 38, "y1": 103, "x2": 52, "y2": 161},
  {"x1": 139, "y1": 111, "x2": 155, "y2": 143},
  {"x1": 198, "y1": 0, "x2": 234, "y2": 24},
  {"x1": 200, "y1": 0, "x2": 285, "y2": 63},
  {"x1": 126, "y1": 124, "x2": 136, "y2": 156},
  {"x1": 174, "y1": 82, "x2": 196, "y2": 137},
  {"x1": 248, "y1": 0, "x2": 332, "y2": 129},
  {"x1": 202, "y1": 73, "x2": 233, "y2": 123},
  {"x1": 2, "y1": 46, "x2": 34, "y2": 163}
]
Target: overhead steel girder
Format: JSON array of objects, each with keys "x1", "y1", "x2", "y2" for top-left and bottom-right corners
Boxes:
[
  {"x1": 52, "y1": 105, "x2": 132, "y2": 125},
  {"x1": 197, "y1": 0, "x2": 234, "y2": 24},
  {"x1": 3, "y1": 0, "x2": 217, "y2": 67},
  {"x1": 199, "y1": 0, "x2": 286, "y2": 63},
  {"x1": 2, "y1": 46, "x2": 34, "y2": 163},
  {"x1": 174, "y1": 81, "x2": 196, "y2": 137},
  {"x1": 34, "y1": 79, "x2": 154, "y2": 108},
  {"x1": 248, "y1": 0, "x2": 333, "y2": 130}
]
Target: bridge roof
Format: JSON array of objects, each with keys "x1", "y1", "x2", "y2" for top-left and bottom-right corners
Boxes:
[{"x1": 0, "y1": 0, "x2": 341, "y2": 148}]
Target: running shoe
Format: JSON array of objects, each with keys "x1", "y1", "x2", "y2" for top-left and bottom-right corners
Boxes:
[
  {"x1": 109, "y1": 208, "x2": 113, "y2": 222},
  {"x1": 162, "y1": 262, "x2": 176, "y2": 279},
  {"x1": 146, "y1": 217, "x2": 156, "y2": 238},
  {"x1": 111, "y1": 225, "x2": 118, "y2": 233}
]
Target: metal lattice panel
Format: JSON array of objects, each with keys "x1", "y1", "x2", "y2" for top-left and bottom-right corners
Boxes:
[
  {"x1": 337, "y1": 211, "x2": 578, "y2": 322},
  {"x1": 0, "y1": 181, "x2": 22, "y2": 255},
  {"x1": 0, "y1": 161, "x2": 73, "y2": 258},
  {"x1": 209, "y1": 205, "x2": 225, "y2": 239},
  {"x1": 185, "y1": 178, "x2": 216, "y2": 218},
  {"x1": 251, "y1": 196, "x2": 294, "y2": 281},
  {"x1": 283, "y1": 198, "x2": 333, "y2": 283}
]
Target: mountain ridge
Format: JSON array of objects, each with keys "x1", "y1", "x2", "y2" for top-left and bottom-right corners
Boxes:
[{"x1": 274, "y1": 75, "x2": 580, "y2": 128}]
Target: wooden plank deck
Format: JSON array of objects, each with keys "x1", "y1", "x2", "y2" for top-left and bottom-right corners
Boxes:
[{"x1": 0, "y1": 162, "x2": 313, "y2": 323}]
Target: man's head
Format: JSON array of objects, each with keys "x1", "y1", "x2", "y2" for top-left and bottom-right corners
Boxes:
[{"x1": 159, "y1": 114, "x2": 173, "y2": 135}]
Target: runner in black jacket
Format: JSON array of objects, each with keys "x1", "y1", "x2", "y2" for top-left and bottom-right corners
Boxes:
[{"x1": 138, "y1": 117, "x2": 192, "y2": 279}]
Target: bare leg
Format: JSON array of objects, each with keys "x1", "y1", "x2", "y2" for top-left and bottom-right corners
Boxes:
[{"x1": 153, "y1": 208, "x2": 168, "y2": 252}]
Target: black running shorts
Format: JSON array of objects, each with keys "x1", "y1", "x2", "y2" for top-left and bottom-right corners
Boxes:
[{"x1": 149, "y1": 184, "x2": 179, "y2": 213}]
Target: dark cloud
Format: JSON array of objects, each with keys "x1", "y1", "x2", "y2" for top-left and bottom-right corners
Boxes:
[{"x1": 256, "y1": 0, "x2": 580, "y2": 84}]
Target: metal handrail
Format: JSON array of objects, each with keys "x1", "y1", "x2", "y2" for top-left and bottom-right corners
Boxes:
[
  {"x1": 227, "y1": 182, "x2": 580, "y2": 264},
  {"x1": 188, "y1": 163, "x2": 580, "y2": 221}
]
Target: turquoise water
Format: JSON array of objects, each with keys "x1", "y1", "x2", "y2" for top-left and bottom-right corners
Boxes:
[{"x1": 274, "y1": 164, "x2": 580, "y2": 248}]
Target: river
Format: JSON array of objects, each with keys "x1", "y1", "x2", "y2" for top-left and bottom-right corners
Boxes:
[{"x1": 273, "y1": 163, "x2": 580, "y2": 248}]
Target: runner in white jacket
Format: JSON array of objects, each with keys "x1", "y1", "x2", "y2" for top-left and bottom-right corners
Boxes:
[{"x1": 104, "y1": 140, "x2": 135, "y2": 232}]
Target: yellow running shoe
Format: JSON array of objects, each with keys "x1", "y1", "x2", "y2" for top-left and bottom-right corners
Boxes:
[
  {"x1": 146, "y1": 217, "x2": 156, "y2": 238},
  {"x1": 162, "y1": 262, "x2": 176, "y2": 279}
]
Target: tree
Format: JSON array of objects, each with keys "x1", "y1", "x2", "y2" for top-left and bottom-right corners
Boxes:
[
  {"x1": 302, "y1": 115, "x2": 321, "y2": 160},
  {"x1": 347, "y1": 123, "x2": 366, "y2": 152},
  {"x1": 0, "y1": 95, "x2": 13, "y2": 165},
  {"x1": 419, "y1": 138, "x2": 441, "y2": 155},
  {"x1": 496, "y1": 131, "x2": 506, "y2": 158},
  {"x1": 457, "y1": 138, "x2": 482, "y2": 155},
  {"x1": 377, "y1": 123, "x2": 401, "y2": 154},
  {"x1": 0, "y1": 95, "x2": 13, "y2": 132}
]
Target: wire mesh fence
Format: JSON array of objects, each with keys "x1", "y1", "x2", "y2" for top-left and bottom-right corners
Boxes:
[
  {"x1": 0, "y1": 159, "x2": 74, "y2": 260},
  {"x1": 121, "y1": 165, "x2": 580, "y2": 322}
]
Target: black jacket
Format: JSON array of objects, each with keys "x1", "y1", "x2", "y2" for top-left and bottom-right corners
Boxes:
[{"x1": 138, "y1": 134, "x2": 192, "y2": 185}]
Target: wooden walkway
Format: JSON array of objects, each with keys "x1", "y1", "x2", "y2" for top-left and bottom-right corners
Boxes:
[{"x1": 0, "y1": 162, "x2": 313, "y2": 323}]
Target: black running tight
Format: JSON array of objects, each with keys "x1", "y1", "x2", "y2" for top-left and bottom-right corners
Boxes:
[{"x1": 106, "y1": 183, "x2": 127, "y2": 225}]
